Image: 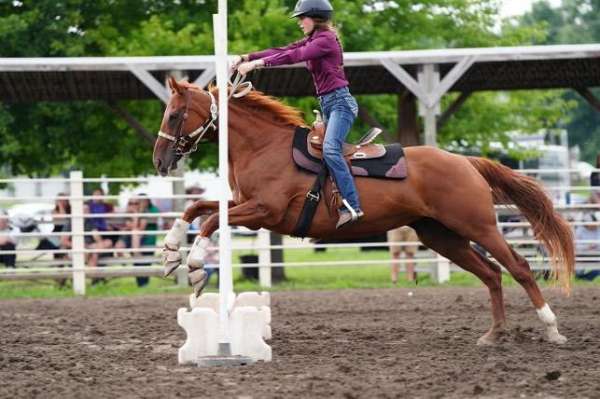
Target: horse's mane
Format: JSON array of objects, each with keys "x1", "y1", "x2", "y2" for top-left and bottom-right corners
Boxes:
[{"x1": 178, "y1": 81, "x2": 306, "y2": 127}]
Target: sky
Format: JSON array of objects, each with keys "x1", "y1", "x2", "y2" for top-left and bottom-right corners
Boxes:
[{"x1": 500, "y1": 0, "x2": 562, "y2": 17}]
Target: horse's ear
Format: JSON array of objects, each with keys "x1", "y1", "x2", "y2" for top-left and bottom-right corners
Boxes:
[{"x1": 168, "y1": 76, "x2": 183, "y2": 95}]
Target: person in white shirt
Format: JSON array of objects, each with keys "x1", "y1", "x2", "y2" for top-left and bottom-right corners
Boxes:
[{"x1": 0, "y1": 210, "x2": 20, "y2": 268}]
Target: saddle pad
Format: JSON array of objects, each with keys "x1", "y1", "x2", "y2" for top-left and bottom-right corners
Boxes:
[{"x1": 292, "y1": 127, "x2": 408, "y2": 179}]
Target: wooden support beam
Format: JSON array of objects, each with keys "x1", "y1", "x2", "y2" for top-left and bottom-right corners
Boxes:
[
  {"x1": 193, "y1": 66, "x2": 216, "y2": 88},
  {"x1": 575, "y1": 87, "x2": 600, "y2": 112},
  {"x1": 106, "y1": 101, "x2": 155, "y2": 146},
  {"x1": 357, "y1": 104, "x2": 394, "y2": 142},
  {"x1": 380, "y1": 59, "x2": 428, "y2": 104},
  {"x1": 397, "y1": 91, "x2": 420, "y2": 146},
  {"x1": 128, "y1": 65, "x2": 169, "y2": 103},
  {"x1": 437, "y1": 91, "x2": 472, "y2": 130},
  {"x1": 428, "y1": 56, "x2": 476, "y2": 107}
]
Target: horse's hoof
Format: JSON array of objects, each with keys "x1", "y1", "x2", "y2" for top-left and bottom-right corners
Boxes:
[
  {"x1": 162, "y1": 246, "x2": 182, "y2": 277},
  {"x1": 476, "y1": 335, "x2": 497, "y2": 346},
  {"x1": 189, "y1": 269, "x2": 209, "y2": 297},
  {"x1": 547, "y1": 332, "x2": 567, "y2": 344},
  {"x1": 476, "y1": 328, "x2": 506, "y2": 346},
  {"x1": 163, "y1": 262, "x2": 181, "y2": 278}
]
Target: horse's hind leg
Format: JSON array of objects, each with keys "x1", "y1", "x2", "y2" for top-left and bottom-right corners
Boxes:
[
  {"x1": 411, "y1": 218, "x2": 506, "y2": 345},
  {"x1": 476, "y1": 227, "x2": 567, "y2": 344}
]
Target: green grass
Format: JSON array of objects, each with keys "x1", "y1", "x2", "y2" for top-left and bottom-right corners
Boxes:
[{"x1": 1, "y1": 247, "x2": 598, "y2": 299}]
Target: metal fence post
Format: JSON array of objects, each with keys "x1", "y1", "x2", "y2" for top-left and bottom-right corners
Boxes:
[
  {"x1": 70, "y1": 171, "x2": 86, "y2": 295},
  {"x1": 258, "y1": 229, "x2": 272, "y2": 288}
]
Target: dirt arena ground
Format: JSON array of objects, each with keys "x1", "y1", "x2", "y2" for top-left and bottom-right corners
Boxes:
[{"x1": 1, "y1": 286, "x2": 599, "y2": 399}]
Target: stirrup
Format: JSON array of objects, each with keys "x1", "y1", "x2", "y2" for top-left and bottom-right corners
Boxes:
[
  {"x1": 341, "y1": 199, "x2": 359, "y2": 221},
  {"x1": 336, "y1": 199, "x2": 364, "y2": 229}
]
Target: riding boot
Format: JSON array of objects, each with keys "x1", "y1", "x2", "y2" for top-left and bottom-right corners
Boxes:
[{"x1": 336, "y1": 199, "x2": 364, "y2": 229}]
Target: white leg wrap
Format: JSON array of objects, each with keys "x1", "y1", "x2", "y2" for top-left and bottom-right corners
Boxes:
[
  {"x1": 536, "y1": 303, "x2": 567, "y2": 344},
  {"x1": 536, "y1": 303, "x2": 556, "y2": 325},
  {"x1": 187, "y1": 236, "x2": 210, "y2": 269},
  {"x1": 165, "y1": 219, "x2": 190, "y2": 249},
  {"x1": 162, "y1": 219, "x2": 189, "y2": 277}
]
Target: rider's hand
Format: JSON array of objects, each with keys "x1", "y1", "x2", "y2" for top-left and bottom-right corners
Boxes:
[
  {"x1": 237, "y1": 59, "x2": 264, "y2": 75},
  {"x1": 230, "y1": 54, "x2": 247, "y2": 74}
]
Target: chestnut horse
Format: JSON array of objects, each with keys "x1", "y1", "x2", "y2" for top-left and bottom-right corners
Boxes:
[{"x1": 153, "y1": 78, "x2": 574, "y2": 346}]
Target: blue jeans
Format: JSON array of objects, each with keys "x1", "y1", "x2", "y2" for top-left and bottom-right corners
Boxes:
[{"x1": 319, "y1": 86, "x2": 361, "y2": 211}]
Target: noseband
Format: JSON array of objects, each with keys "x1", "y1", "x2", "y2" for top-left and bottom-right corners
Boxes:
[{"x1": 157, "y1": 89, "x2": 218, "y2": 156}]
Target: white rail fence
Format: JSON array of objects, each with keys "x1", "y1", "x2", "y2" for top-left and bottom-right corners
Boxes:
[{"x1": 1, "y1": 169, "x2": 599, "y2": 294}]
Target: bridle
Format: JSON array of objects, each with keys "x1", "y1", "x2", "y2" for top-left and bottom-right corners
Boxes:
[
  {"x1": 157, "y1": 89, "x2": 218, "y2": 156},
  {"x1": 157, "y1": 73, "x2": 252, "y2": 157}
]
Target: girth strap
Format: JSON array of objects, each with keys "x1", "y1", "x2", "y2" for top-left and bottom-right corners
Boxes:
[{"x1": 292, "y1": 163, "x2": 329, "y2": 238}]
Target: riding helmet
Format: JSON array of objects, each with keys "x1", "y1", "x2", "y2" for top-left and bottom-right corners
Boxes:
[{"x1": 290, "y1": 0, "x2": 333, "y2": 20}]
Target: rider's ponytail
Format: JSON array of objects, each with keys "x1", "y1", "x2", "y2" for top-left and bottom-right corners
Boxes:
[{"x1": 311, "y1": 18, "x2": 337, "y2": 35}]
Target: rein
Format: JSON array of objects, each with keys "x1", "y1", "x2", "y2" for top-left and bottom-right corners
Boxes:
[{"x1": 157, "y1": 73, "x2": 252, "y2": 156}]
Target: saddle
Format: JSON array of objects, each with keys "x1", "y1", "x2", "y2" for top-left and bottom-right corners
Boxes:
[
  {"x1": 292, "y1": 112, "x2": 408, "y2": 180},
  {"x1": 307, "y1": 111, "x2": 386, "y2": 161}
]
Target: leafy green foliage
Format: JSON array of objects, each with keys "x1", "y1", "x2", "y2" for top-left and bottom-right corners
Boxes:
[
  {"x1": 519, "y1": 0, "x2": 600, "y2": 163},
  {"x1": 0, "y1": 0, "x2": 586, "y2": 175},
  {"x1": 441, "y1": 90, "x2": 577, "y2": 155}
]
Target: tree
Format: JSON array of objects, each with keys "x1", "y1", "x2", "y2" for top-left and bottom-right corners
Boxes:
[
  {"x1": 0, "y1": 0, "x2": 575, "y2": 176},
  {"x1": 0, "y1": 0, "x2": 220, "y2": 177},
  {"x1": 519, "y1": 0, "x2": 600, "y2": 163}
]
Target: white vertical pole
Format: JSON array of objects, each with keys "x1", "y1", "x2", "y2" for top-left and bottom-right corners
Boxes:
[
  {"x1": 258, "y1": 229, "x2": 272, "y2": 288},
  {"x1": 70, "y1": 171, "x2": 86, "y2": 295},
  {"x1": 214, "y1": 1, "x2": 232, "y2": 348},
  {"x1": 434, "y1": 254, "x2": 451, "y2": 284}
]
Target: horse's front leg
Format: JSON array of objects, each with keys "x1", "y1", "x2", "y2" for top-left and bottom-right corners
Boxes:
[
  {"x1": 162, "y1": 200, "x2": 235, "y2": 277},
  {"x1": 183, "y1": 200, "x2": 237, "y2": 222},
  {"x1": 186, "y1": 200, "x2": 270, "y2": 296}
]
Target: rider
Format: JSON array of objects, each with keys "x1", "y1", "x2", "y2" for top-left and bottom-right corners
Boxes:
[{"x1": 233, "y1": 0, "x2": 363, "y2": 229}]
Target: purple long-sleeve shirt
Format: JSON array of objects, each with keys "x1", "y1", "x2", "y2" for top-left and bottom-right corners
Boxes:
[{"x1": 248, "y1": 29, "x2": 349, "y2": 96}]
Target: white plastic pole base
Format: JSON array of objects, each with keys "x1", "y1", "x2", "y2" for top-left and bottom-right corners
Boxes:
[
  {"x1": 178, "y1": 291, "x2": 272, "y2": 365},
  {"x1": 196, "y1": 343, "x2": 256, "y2": 368}
]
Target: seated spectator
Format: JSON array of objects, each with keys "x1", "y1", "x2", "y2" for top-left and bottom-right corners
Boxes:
[
  {"x1": 87, "y1": 187, "x2": 114, "y2": 231},
  {"x1": 84, "y1": 203, "x2": 113, "y2": 285},
  {"x1": 0, "y1": 210, "x2": 19, "y2": 268},
  {"x1": 33, "y1": 194, "x2": 72, "y2": 287},
  {"x1": 138, "y1": 195, "x2": 160, "y2": 287},
  {"x1": 114, "y1": 196, "x2": 156, "y2": 287},
  {"x1": 114, "y1": 199, "x2": 142, "y2": 255},
  {"x1": 37, "y1": 193, "x2": 71, "y2": 258},
  {"x1": 387, "y1": 226, "x2": 418, "y2": 283},
  {"x1": 575, "y1": 212, "x2": 600, "y2": 281},
  {"x1": 126, "y1": 195, "x2": 160, "y2": 287}
]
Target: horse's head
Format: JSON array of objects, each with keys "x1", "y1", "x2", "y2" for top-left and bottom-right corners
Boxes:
[{"x1": 153, "y1": 77, "x2": 218, "y2": 176}]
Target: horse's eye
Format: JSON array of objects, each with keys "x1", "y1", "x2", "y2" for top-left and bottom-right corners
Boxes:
[{"x1": 169, "y1": 113, "x2": 178, "y2": 121}]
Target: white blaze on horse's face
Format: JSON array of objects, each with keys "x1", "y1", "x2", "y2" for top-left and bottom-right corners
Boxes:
[{"x1": 153, "y1": 92, "x2": 186, "y2": 176}]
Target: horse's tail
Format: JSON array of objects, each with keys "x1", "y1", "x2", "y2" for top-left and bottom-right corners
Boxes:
[{"x1": 467, "y1": 156, "x2": 575, "y2": 294}]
